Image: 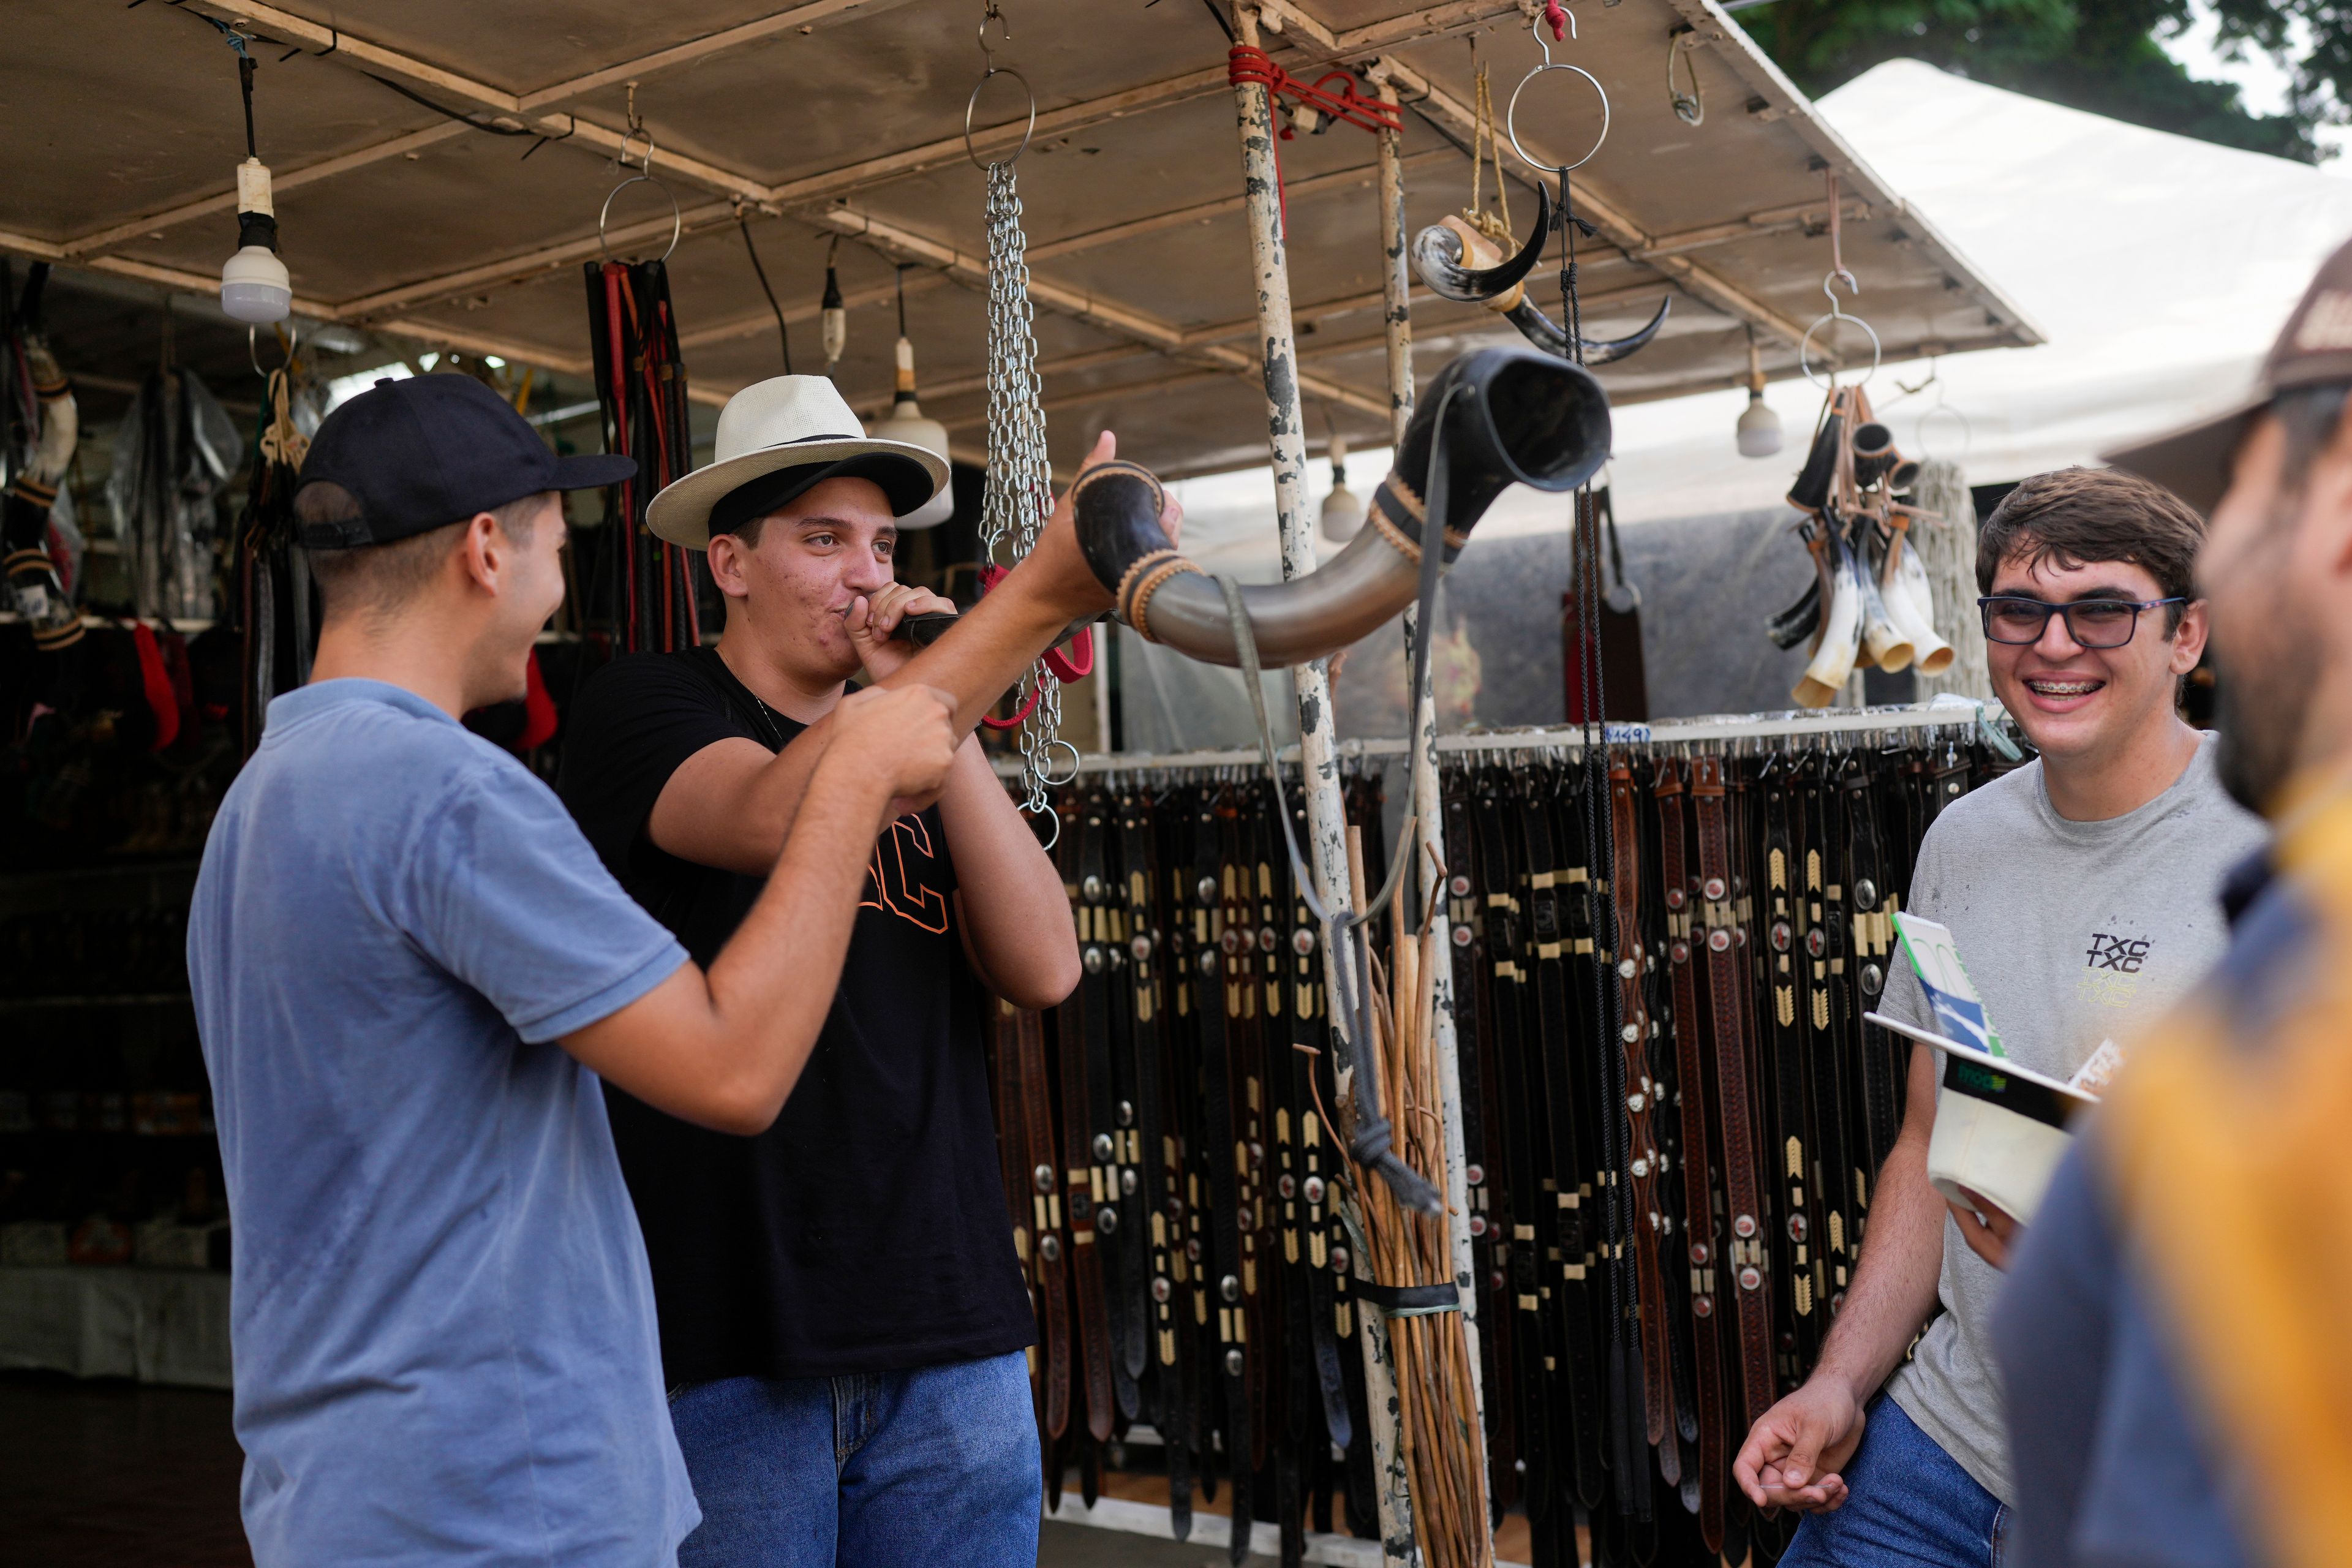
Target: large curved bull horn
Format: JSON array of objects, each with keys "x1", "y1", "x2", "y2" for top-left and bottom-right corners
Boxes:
[
  {"x1": 1412, "y1": 185, "x2": 1551, "y2": 306},
  {"x1": 1075, "y1": 345, "x2": 1609, "y2": 668},
  {"x1": 1502, "y1": 295, "x2": 1672, "y2": 368}
]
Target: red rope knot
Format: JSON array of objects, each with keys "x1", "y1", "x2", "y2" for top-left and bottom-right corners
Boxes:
[
  {"x1": 1542, "y1": 0, "x2": 1568, "y2": 40},
  {"x1": 1226, "y1": 46, "x2": 1402, "y2": 138}
]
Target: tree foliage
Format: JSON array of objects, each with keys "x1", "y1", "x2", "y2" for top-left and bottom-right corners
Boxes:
[{"x1": 1735, "y1": 1, "x2": 2346, "y2": 163}]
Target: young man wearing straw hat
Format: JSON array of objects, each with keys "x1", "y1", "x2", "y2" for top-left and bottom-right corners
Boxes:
[
  {"x1": 187, "y1": 374, "x2": 967, "y2": 1568},
  {"x1": 560, "y1": 375, "x2": 1140, "y2": 1567},
  {"x1": 1732, "y1": 466, "x2": 2263, "y2": 1568}
]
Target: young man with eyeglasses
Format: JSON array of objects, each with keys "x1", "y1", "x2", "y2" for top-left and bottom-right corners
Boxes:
[
  {"x1": 1733, "y1": 466, "x2": 2267, "y2": 1567},
  {"x1": 1991, "y1": 240, "x2": 2352, "y2": 1567}
]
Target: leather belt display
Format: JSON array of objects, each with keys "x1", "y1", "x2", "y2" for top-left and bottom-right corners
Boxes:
[
  {"x1": 1653, "y1": 761, "x2": 1727, "y2": 1553},
  {"x1": 1692, "y1": 755, "x2": 1776, "y2": 1438},
  {"x1": 979, "y1": 726, "x2": 2004, "y2": 1562},
  {"x1": 1608, "y1": 760, "x2": 1671, "y2": 1458}
]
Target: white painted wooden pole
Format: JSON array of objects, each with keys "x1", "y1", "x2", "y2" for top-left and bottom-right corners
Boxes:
[
  {"x1": 1373, "y1": 66, "x2": 1495, "y2": 1557},
  {"x1": 1227, "y1": 10, "x2": 1414, "y2": 1564}
]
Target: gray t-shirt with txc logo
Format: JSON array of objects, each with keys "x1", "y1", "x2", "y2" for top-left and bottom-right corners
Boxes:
[{"x1": 1880, "y1": 732, "x2": 2266, "y2": 1504}]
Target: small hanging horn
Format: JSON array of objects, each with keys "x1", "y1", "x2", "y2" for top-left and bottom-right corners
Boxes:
[
  {"x1": 1072, "y1": 344, "x2": 1609, "y2": 668},
  {"x1": 1793, "y1": 521, "x2": 1866, "y2": 708},
  {"x1": 1503, "y1": 295, "x2": 1672, "y2": 366},
  {"x1": 1412, "y1": 184, "x2": 1552, "y2": 306}
]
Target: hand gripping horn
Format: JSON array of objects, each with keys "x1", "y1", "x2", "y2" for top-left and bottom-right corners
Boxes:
[
  {"x1": 1072, "y1": 343, "x2": 1610, "y2": 667},
  {"x1": 1412, "y1": 184, "x2": 1672, "y2": 367}
]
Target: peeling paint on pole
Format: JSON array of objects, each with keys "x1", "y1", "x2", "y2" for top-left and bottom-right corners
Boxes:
[{"x1": 1229, "y1": 7, "x2": 1412, "y2": 1562}]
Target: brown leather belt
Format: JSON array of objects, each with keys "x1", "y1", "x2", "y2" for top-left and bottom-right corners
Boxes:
[
  {"x1": 991, "y1": 1001, "x2": 1046, "y2": 1430},
  {"x1": 1056, "y1": 799, "x2": 1116, "y2": 1446},
  {"x1": 1691, "y1": 756, "x2": 1775, "y2": 1434},
  {"x1": 1654, "y1": 762, "x2": 1726, "y2": 1553},
  {"x1": 1011, "y1": 1001, "x2": 1072, "y2": 1452}
]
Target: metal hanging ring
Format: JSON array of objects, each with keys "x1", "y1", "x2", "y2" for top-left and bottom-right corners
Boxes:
[
  {"x1": 599, "y1": 172, "x2": 682, "y2": 263},
  {"x1": 1917, "y1": 399, "x2": 1974, "y2": 463},
  {"x1": 1038, "y1": 736, "x2": 1082, "y2": 788},
  {"x1": 965, "y1": 66, "x2": 1037, "y2": 171},
  {"x1": 248, "y1": 321, "x2": 298, "y2": 379},
  {"x1": 1799, "y1": 308, "x2": 1883, "y2": 391},
  {"x1": 1507, "y1": 62, "x2": 1610, "y2": 173},
  {"x1": 1024, "y1": 801, "x2": 1062, "y2": 853}
]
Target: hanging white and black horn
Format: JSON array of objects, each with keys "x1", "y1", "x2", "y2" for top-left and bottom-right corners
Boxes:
[
  {"x1": 1069, "y1": 343, "x2": 1610, "y2": 667},
  {"x1": 1767, "y1": 403, "x2": 1845, "y2": 650},
  {"x1": 3, "y1": 265, "x2": 83, "y2": 653},
  {"x1": 1411, "y1": 185, "x2": 1670, "y2": 366}
]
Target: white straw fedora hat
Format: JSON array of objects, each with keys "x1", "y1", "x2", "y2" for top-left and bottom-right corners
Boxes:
[{"x1": 645, "y1": 375, "x2": 949, "y2": 549}]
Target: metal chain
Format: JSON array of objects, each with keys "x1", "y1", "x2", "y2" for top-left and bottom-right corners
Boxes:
[{"x1": 979, "y1": 156, "x2": 1071, "y2": 812}]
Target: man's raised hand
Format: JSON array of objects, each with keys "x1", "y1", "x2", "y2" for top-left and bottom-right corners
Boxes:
[
  {"x1": 827, "y1": 684, "x2": 958, "y2": 804},
  {"x1": 1019, "y1": 431, "x2": 1185, "y2": 619}
]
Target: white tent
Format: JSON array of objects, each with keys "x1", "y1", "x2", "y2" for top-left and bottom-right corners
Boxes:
[{"x1": 1547, "y1": 56, "x2": 2352, "y2": 527}]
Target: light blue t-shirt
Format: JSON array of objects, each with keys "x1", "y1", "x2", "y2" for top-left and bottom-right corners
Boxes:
[{"x1": 189, "y1": 679, "x2": 698, "y2": 1567}]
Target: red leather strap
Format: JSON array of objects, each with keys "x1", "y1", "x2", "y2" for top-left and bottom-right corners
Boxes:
[
  {"x1": 1656, "y1": 763, "x2": 1727, "y2": 1553},
  {"x1": 1692, "y1": 756, "x2": 1776, "y2": 1435}
]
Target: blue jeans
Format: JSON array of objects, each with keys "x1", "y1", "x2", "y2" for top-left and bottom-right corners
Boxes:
[
  {"x1": 1781, "y1": 1398, "x2": 2007, "y2": 1568},
  {"x1": 668, "y1": 1352, "x2": 1039, "y2": 1568}
]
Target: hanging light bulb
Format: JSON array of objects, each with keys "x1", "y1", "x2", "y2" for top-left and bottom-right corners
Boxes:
[
  {"x1": 1735, "y1": 331, "x2": 1781, "y2": 458},
  {"x1": 217, "y1": 44, "x2": 290, "y2": 325},
  {"x1": 1319, "y1": 432, "x2": 1365, "y2": 543},
  {"x1": 821, "y1": 238, "x2": 848, "y2": 373},
  {"x1": 872, "y1": 267, "x2": 955, "y2": 529}
]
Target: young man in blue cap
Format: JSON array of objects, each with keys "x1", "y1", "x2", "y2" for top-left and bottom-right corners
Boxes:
[
  {"x1": 558, "y1": 374, "x2": 1130, "y2": 1568},
  {"x1": 189, "y1": 373, "x2": 1115, "y2": 1567}
]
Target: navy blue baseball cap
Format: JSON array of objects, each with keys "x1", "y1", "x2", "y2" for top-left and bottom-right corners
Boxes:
[{"x1": 294, "y1": 374, "x2": 635, "y2": 548}]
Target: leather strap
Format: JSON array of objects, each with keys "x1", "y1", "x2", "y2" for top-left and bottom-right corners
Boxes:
[
  {"x1": 1191, "y1": 794, "x2": 1253, "y2": 1566},
  {"x1": 992, "y1": 1001, "x2": 1047, "y2": 1435},
  {"x1": 1655, "y1": 762, "x2": 1726, "y2": 1553},
  {"x1": 1118, "y1": 788, "x2": 1193, "y2": 1539},
  {"x1": 1444, "y1": 772, "x2": 1517, "y2": 1515},
  {"x1": 1843, "y1": 758, "x2": 1902, "y2": 1205},
  {"x1": 1056, "y1": 797, "x2": 1117, "y2": 1444},
  {"x1": 1692, "y1": 756, "x2": 1775, "y2": 1435},
  {"x1": 1078, "y1": 791, "x2": 1148, "y2": 1420},
  {"x1": 1520, "y1": 767, "x2": 1605, "y2": 1511},
  {"x1": 1607, "y1": 760, "x2": 1672, "y2": 1454},
  {"x1": 1014, "y1": 1000, "x2": 1073, "y2": 1443},
  {"x1": 1280, "y1": 786, "x2": 1352, "y2": 1457},
  {"x1": 1472, "y1": 773, "x2": 1555, "y2": 1538}
]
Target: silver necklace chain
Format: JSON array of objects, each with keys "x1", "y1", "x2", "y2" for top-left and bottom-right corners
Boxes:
[{"x1": 979, "y1": 157, "x2": 1072, "y2": 817}]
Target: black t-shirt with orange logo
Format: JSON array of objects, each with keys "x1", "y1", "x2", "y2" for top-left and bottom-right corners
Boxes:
[{"x1": 557, "y1": 647, "x2": 1034, "y2": 1384}]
